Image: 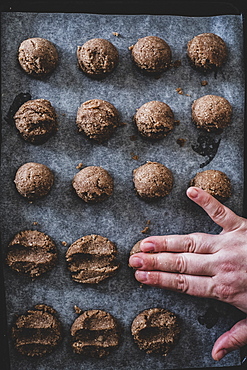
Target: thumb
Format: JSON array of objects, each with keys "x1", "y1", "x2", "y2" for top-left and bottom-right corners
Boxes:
[{"x1": 212, "y1": 318, "x2": 247, "y2": 361}]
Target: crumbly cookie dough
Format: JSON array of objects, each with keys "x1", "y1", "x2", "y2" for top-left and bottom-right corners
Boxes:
[
  {"x1": 134, "y1": 101, "x2": 175, "y2": 139},
  {"x1": 130, "y1": 240, "x2": 142, "y2": 256},
  {"x1": 187, "y1": 33, "x2": 227, "y2": 70},
  {"x1": 131, "y1": 36, "x2": 172, "y2": 75},
  {"x1": 11, "y1": 304, "x2": 62, "y2": 357},
  {"x1": 14, "y1": 162, "x2": 54, "y2": 200},
  {"x1": 189, "y1": 169, "x2": 232, "y2": 202},
  {"x1": 131, "y1": 308, "x2": 180, "y2": 356},
  {"x1": 72, "y1": 166, "x2": 113, "y2": 203},
  {"x1": 77, "y1": 38, "x2": 119, "y2": 79},
  {"x1": 6, "y1": 230, "x2": 58, "y2": 278},
  {"x1": 18, "y1": 38, "x2": 58, "y2": 76},
  {"x1": 14, "y1": 99, "x2": 57, "y2": 144},
  {"x1": 65, "y1": 234, "x2": 119, "y2": 284},
  {"x1": 76, "y1": 99, "x2": 120, "y2": 142},
  {"x1": 192, "y1": 95, "x2": 232, "y2": 132},
  {"x1": 71, "y1": 309, "x2": 120, "y2": 357},
  {"x1": 133, "y1": 161, "x2": 173, "y2": 200}
]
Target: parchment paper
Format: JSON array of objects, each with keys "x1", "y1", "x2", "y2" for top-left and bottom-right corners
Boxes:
[{"x1": 0, "y1": 12, "x2": 245, "y2": 370}]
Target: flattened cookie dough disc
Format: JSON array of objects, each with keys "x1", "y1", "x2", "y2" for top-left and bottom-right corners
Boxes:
[
  {"x1": 131, "y1": 308, "x2": 180, "y2": 356},
  {"x1": 76, "y1": 99, "x2": 120, "y2": 143},
  {"x1": 14, "y1": 162, "x2": 54, "y2": 200},
  {"x1": 187, "y1": 33, "x2": 227, "y2": 71},
  {"x1": 18, "y1": 38, "x2": 58, "y2": 77},
  {"x1": 131, "y1": 36, "x2": 172, "y2": 75},
  {"x1": 72, "y1": 166, "x2": 113, "y2": 203},
  {"x1": 133, "y1": 161, "x2": 173, "y2": 200},
  {"x1": 71, "y1": 309, "x2": 120, "y2": 357},
  {"x1": 12, "y1": 304, "x2": 62, "y2": 357},
  {"x1": 189, "y1": 169, "x2": 232, "y2": 202},
  {"x1": 77, "y1": 38, "x2": 119, "y2": 79},
  {"x1": 6, "y1": 230, "x2": 58, "y2": 278},
  {"x1": 134, "y1": 101, "x2": 175, "y2": 139},
  {"x1": 192, "y1": 95, "x2": 232, "y2": 132},
  {"x1": 14, "y1": 99, "x2": 57, "y2": 144},
  {"x1": 65, "y1": 234, "x2": 119, "y2": 284}
]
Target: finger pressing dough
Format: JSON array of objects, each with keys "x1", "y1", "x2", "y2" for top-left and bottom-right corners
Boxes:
[
  {"x1": 6, "y1": 230, "x2": 58, "y2": 278},
  {"x1": 131, "y1": 308, "x2": 180, "y2": 356},
  {"x1": 12, "y1": 304, "x2": 62, "y2": 357},
  {"x1": 18, "y1": 38, "x2": 58, "y2": 76},
  {"x1": 70, "y1": 309, "x2": 120, "y2": 357}
]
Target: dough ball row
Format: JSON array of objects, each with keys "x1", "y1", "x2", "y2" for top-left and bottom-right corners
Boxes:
[
  {"x1": 13, "y1": 162, "x2": 232, "y2": 203},
  {"x1": 13, "y1": 95, "x2": 232, "y2": 145},
  {"x1": 18, "y1": 33, "x2": 227, "y2": 78}
]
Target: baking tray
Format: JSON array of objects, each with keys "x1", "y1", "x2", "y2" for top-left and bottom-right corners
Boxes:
[{"x1": 1, "y1": 1, "x2": 247, "y2": 370}]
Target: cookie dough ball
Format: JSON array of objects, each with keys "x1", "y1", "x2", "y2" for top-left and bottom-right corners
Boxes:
[
  {"x1": 77, "y1": 38, "x2": 119, "y2": 79},
  {"x1": 76, "y1": 99, "x2": 120, "y2": 143},
  {"x1": 131, "y1": 308, "x2": 180, "y2": 356},
  {"x1": 18, "y1": 38, "x2": 58, "y2": 77},
  {"x1": 134, "y1": 101, "x2": 175, "y2": 139},
  {"x1": 131, "y1": 36, "x2": 172, "y2": 74},
  {"x1": 133, "y1": 162, "x2": 173, "y2": 200},
  {"x1": 189, "y1": 169, "x2": 232, "y2": 202},
  {"x1": 130, "y1": 240, "x2": 142, "y2": 256},
  {"x1": 192, "y1": 95, "x2": 232, "y2": 132},
  {"x1": 187, "y1": 33, "x2": 227, "y2": 70},
  {"x1": 71, "y1": 309, "x2": 120, "y2": 358},
  {"x1": 6, "y1": 230, "x2": 58, "y2": 278},
  {"x1": 72, "y1": 166, "x2": 113, "y2": 203},
  {"x1": 12, "y1": 304, "x2": 62, "y2": 357},
  {"x1": 14, "y1": 99, "x2": 57, "y2": 144},
  {"x1": 14, "y1": 162, "x2": 54, "y2": 200},
  {"x1": 65, "y1": 234, "x2": 119, "y2": 284}
]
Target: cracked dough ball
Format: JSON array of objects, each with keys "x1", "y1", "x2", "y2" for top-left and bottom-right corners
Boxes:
[
  {"x1": 14, "y1": 99, "x2": 57, "y2": 144},
  {"x1": 131, "y1": 36, "x2": 172, "y2": 74},
  {"x1": 72, "y1": 166, "x2": 113, "y2": 203},
  {"x1": 77, "y1": 38, "x2": 119, "y2": 78},
  {"x1": 134, "y1": 101, "x2": 175, "y2": 139},
  {"x1": 189, "y1": 169, "x2": 232, "y2": 202},
  {"x1": 76, "y1": 99, "x2": 120, "y2": 143},
  {"x1": 131, "y1": 308, "x2": 180, "y2": 356},
  {"x1": 133, "y1": 161, "x2": 173, "y2": 200},
  {"x1": 187, "y1": 33, "x2": 227, "y2": 70},
  {"x1": 14, "y1": 162, "x2": 54, "y2": 200},
  {"x1": 192, "y1": 95, "x2": 232, "y2": 131},
  {"x1": 18, "y1": 38, "x2": 58, "y2": 76}
]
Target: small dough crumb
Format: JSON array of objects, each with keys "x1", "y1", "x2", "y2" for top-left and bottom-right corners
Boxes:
[{"x1": 176, "y1": 138, "x2": 187, "y2": 147}]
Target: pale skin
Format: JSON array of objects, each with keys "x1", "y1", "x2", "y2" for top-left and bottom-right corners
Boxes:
[{"x1": 129, "y1": 186, "x2": 247, "y2": 361}]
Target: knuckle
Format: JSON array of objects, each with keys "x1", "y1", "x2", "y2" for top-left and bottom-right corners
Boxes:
[
  {"x1": 183, "y1": 236, "x2": 196, "y2": 253},
  {"x1": 175, "y1": 255, "x2": 187, "y2": 273},
  {"x1": 213, "y1": 282, "x2": 235, "y2": 302},
  {"x1": 149, "y1": 271, "x2": 162, "y2": 286},
  {"x1": 211, "y1": 204, "x2": 227, "y2": 222},
  {"x1": 175, "y1": 274, "x2": 189, "y2": 293},
  {"x1": 161, "y1": 237, "x2": 169, "y2": 252}
]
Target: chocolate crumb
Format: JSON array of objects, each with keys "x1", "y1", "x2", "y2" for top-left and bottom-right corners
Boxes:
[
  {"x1": 146, "y1": 219, "x2": 151, "y2": 225},
  {"x1": 201, "y1": 80, "x2": 208, "y2": 86},
  {"x1": 74, "y1": 305, "x2": 82, "y2": 314},
  {"x1": 32, "y1": 221, "x2": 38, "y2": 226},
  {"x1": 176, "y1": 87, "x2": 184, "y2": 95},
  {"x1": 141, "y1": 226, "x2": 150, "y2": 234},
  {"x1": 131, "y1": 153, "x2": 139, "y2": 160},
  {"x1": 112, "y1": 32, "x2": 120, "y2": 37},
  {"x1": 61, "y1": 241, "x2": 68, "y2": 247},
  {"x1": 172, "y1": 60, "x2": 181, "y2": 68},
  {"x1": 128, "y1": 45, "x2": 134, "y2": 51},
  {"x1": 174, "y1": 120, "x2": 180, "y2": 126},
  {"x1": 76, "y1": 162, "x2": 83, "y2": 170},
  {"x1": 176, "y1": 138, "x2": 187, "y2": 147},
  {"x1": 130, "y1": 135, "x2": 138, "y2": 141}
]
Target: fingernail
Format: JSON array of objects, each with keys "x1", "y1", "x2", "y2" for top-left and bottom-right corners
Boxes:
[
  {"x1": 136, "y1": 270, "x2": 148, "y2": 282},
  {"x1": 215, "y1": 349, "x2": 228, "y2": 361},
  {"x1": 188, "y1": 187, "x2": 199, "y2": 199},
  {"x1": 141, "y1": 241, "x2": 155, "y2": 252},
  {"x1": 130, "y1": 256, "x2": 143, "y2": 268}
]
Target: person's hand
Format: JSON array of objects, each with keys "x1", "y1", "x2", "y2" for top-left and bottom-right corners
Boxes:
[{"x1": 129, "y1": 187, "x2": 247, "y2": 361}]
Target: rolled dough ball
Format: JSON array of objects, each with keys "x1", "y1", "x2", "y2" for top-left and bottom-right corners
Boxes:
[
  {"x1": 76, "y1": 99, "x2": 120, "y2": 142},
  {"x1": 18, "y1": 38, "x2": 58, "y2": 76},
  {"x1": 71, "y1": 310, "x2": 120, "y2": 358},
  {"x1": 66, "y1": 234, "x2": 119, "y2": 284},
  {"x1": 14, "y1": 99, "x2": 57, "y2": 144},
  {"x1": 77, "y1": 38, "x2": 119, "y2": 78},
  {"x1": 14, "y1": 162, "x2": 54, "y2": 200},
  {"x1": 134, "y1": 101, "x2": 175, "y2": 139},
  {"x1": 133, "y1": 161, "x2": 173, "y2": 200},
  {"x1": 187, "y1": 33, "x2": 227, "y2": 70},
  {"x1": 6, "y1": 230, "x2": 58, "y2": 278},
  {"x1": 189, "y1": 169, "x2": 232, "y2": 202},
  {"x1": 72, "y1": 166, "x2": 113, "y2": 203},
  {"x1": 11, "y1": 304, "x2": 62, "y2": 357},
  {"x1": 192, "y1": 95, "x2": 232, "y2": 131},
  {"x1": 131, "y1": 36, "x2": 172, "y2": 74},
  {"x1": 131, "y1": 308, "x2": 180, "y2": 356}
]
